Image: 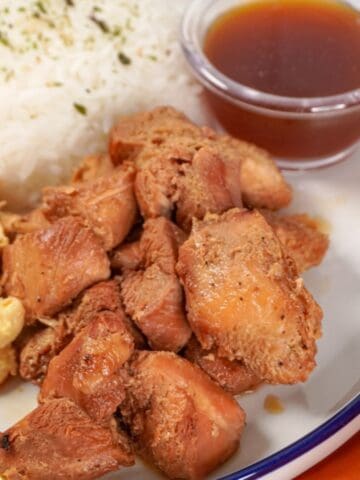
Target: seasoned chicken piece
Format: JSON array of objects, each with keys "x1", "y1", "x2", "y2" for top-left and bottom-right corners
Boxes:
[
  {"x1": 185, "y1": 337, "x2": 260, "y2": 395},
  {"x1": 263, "y1": 211, "x2": 329, "y2": 273},
  {"x1": 0, "y1": 208, "x2": 50, "y2": 236},
  {"x1": 111, "y1": 241, "x2": 142, "y2": 271},
  {"x1": 121, "y1": 218, "x2": 191, "y2": 351},
  {"x1": 71, "y1": 153, "x2": 115, "y2": 184},
  {"x1": 135, "y1": 146, "x2": 240, "y2": 231},
  {"x1": 109, "y1": 106, "x2": 291, "y2": 217},
  {"x1": 111, "y1": 107, "x2": 243, "y2": 229},
  {"x1": 216, "y1": 136, "x2": 292, "y2": 210},
  {"x1": 2, "y1": 216, "x2": 110, "y2": 323},
  {"x1": 42, "y1": 163, "x2": 137, "y2": 251},
  {"x1": 177, "y1": 209, "x2": 322, "y2": 384},
  {"x1": 20, "y1": 280, "x2": 144, "y2": 383},
  {"x1": 40, "y1": 310, "x2": 134, "y2": 423},
  {"x1": 120, "y1": 351, "x2": 245, "y2": 480},
  {"x1": 19, "y1": 326, "x2": 65, "y2": 384},
  {"x1": 0, "y1": 398, "x2": 134, "y2": 480}
]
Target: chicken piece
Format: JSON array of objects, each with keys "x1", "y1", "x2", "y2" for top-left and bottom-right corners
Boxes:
[
  {"x1": 263, "y1": 211, "x2": 329, "y2": 273},
  {"x1": 0, "y1": 345, "x2": 17, "y2": 386},
  {"x1": 0, "y1": 398, "x2": 134, "y2": 480},
  {"x1": 71, "y1": 153, "x2": 115, "y2": 184},
  {"x1": 121, "y1": 218, "x2": 191, "y2": 351},
  {"x1": 109, "y1": 106, "x2": 291, "y2": 216},
  {"x1": 135, "y1": 145, "x2": 240, "y2": 231},
  {"x1": 111, "y1": 107, "x2": 243, "y2": 230},
  {"x1": 120, "y1": 351, "x2": 245, "y2": 480},
  {"x1": 0, "y1": 209, "x2": 51, "y2": 237},
  {"x1": 216, "y1": 136, "x2": 292, "y2": 210},
  {"x1": 185, "y1": 337, "x2": 260, "y2": 395},
  {"x1": 2, "y1": 216, "x2": 110, "y2": 323},
  {"x1": 40, "y1": 310, "x2": 134, "y2": 423},
  {"x1": 177, "y1": 209, "x2": 322, "y2": 384},
  {"x1": 109, "y1": 106, "x2": 197, "y2": 164},
  {"x1": 111, "y1": 241, "x2": 142, "y2": 271},
  {"x1": 19, "y1": 326, "x2": 66, "y2": 384},
  {"x1": 20, "y1": 280, "x2": 144, "y2": 383},
  {"x1": 42, "y1": 163, "x2": 137, "y2": 251}
]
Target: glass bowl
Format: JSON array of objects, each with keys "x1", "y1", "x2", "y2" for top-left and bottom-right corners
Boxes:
[{"x1": 180, "y1": 0, "x2": 360, "y2": 170}]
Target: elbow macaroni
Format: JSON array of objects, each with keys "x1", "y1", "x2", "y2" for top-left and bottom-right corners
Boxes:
[{"x1": 0, "y1": 297, "x2": 25, "y2": 349}]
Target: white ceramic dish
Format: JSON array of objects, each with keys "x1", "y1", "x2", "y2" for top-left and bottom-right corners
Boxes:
[{"x1": 1, "y1": 149, "x2": 359, "y2": 479}]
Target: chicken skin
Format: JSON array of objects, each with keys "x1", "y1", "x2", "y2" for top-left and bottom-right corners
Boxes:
[
  {"x1": 120, "y1": 351, "x2": 245, "y2": 480},
  {"x1": 121, "y1": 217, "x2": 191, "y2": 351},
  {"x1": 109, "y1": 106, "x2": 291, "y2": 223},
  {"x1": 2, "y1": 217, "x2": 110, "y2": 323},
  {"x1": 40, "y1": 310, "x2": 134, "y2": 423},
  {"x1": 0, "y1": 398, "x2": 134, "y2": 480},
  {"x1": 177, "y1": 209, "x2": 322, "y2": 384},
  {"x1": 185, "y1": 337, "x2": 260, "y2": 395},
  {"x1": 263, "y1": 211, "x2": 329, "y2": 273},
  {"x1": 42, "y1": 163, "x2": 137, "y2": 251}
]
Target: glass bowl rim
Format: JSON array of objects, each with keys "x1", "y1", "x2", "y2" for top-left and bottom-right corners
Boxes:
[{"x1": 180, "y1": 0, "x2": 360, "y2": 114}]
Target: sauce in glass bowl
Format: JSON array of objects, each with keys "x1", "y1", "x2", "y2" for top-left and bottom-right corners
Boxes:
[{"x1": 181, "y1": 0, "x2": 360, "y2": 169}]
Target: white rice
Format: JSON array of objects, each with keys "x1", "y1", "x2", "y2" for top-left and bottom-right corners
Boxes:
[{"x1": 0, "y1": 0, "x2": 206, "y2": 210}]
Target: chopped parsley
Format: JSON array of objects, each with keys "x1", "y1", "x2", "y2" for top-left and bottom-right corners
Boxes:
[
  {"x1": 0, "y1": 32, "x2": 11, "y2": 48},
  {"x1": 118, "y1": 51, "x2": 131, "y2": 65},
  {"x1": 89, "y1": 13, "x2": 109, "y2": 33},
  {"x1": 35, "y1": 1, "x2": 47, "y2": 14},
  {"x1": 73, "y1": 103, "x2": 87, "y2": 115}
]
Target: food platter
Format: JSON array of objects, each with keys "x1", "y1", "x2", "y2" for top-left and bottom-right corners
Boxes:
[
  {"x1": 0, "y1": 1, "x2": 359, "y2": 478},
  {"x1": 1, "y1": 148, "x2": 359, "y2": 479}
]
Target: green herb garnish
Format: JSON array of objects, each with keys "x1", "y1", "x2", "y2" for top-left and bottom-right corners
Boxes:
[
  {"x1": 89, "y1": 14, "x2": 109, "y2": 33},
  {"x1": 73, "y1": 103, "x2": 87, "y2": 115},
  {"x1": 0, "y1": 32, "x2": 11, "y2": 48},
  {"x1": 118, "y1": 52, "x2": 131, "y2": 65},
  {"x1": 36, "y1": 1, "x2": 47, "y2": 14}
]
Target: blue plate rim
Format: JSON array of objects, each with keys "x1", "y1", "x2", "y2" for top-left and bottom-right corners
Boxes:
[{"x1": 219, "y1": 393, "x2": 360, "y2": 480}]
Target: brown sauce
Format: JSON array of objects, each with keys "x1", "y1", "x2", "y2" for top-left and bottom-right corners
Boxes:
[
  {"x1": 202, "y1": 0, "x2": 360, "y2": 160},
  {"x1": 264, "y1": 394, "x2": 285, "y2": 414},
  {"x1": 204, "y1": 0, "x2": 360, "y2": 98}
]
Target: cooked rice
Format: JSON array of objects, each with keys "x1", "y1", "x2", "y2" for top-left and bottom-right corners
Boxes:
[{"x1": 0, "y1": 0, "x2": 206, "y2": 210}]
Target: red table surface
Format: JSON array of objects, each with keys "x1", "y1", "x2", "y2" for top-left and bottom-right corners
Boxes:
[{"x1": 296, "y1": 432, "x2": 360, "y2": 480}]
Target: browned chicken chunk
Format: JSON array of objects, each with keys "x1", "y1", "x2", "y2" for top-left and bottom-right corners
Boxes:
[
  {"x1": 121, "y1": 217, "x2": 191, "y2": 351},
  {"x1": 177, "y1": 209, "x2": 322, "y2": 384},
  {"x1": 20, "y1": 280, "x2": 144, "y2": 384},
  {"x1": 109, "y1": 106, "x2": 291, "y2": 224},
  {"x1": 42, "y1": 163, "x2": 137, "y2": 251},
  {"x1": 40, "y1": 310, "x2": 134, "y2": 423},
  {"x1": 71, "y1": 153, "x2": 115, "y2": 184},
  {"x1": 134, "y1": 145, "x2": 240, "y2": 231},
  {"x1": 263, "y1": 211, "x2": 329, "y2": 273},
  {"x1": 111, "y1": 241, "x2": 142, "y2": 271},
  {"x1": 2, "y1": 216, "x2": 110, "y2": 323},
  {"x1": 120, "y1": 351, "x2": 245, "y2": 480},
  {"x1": 0, "y1": 398, "x2": 134, "y2": 480},
  {"x1": 0, "y1": 208, "x2": 50, "y2": 236},
  {"x1": 185, "y1": 337, "x2": 260, "y2": 395}
]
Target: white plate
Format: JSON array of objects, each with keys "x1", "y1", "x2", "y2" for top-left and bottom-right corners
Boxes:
[{"x1": 1, "y1": 149, "x2": 360, "y2": 480}]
